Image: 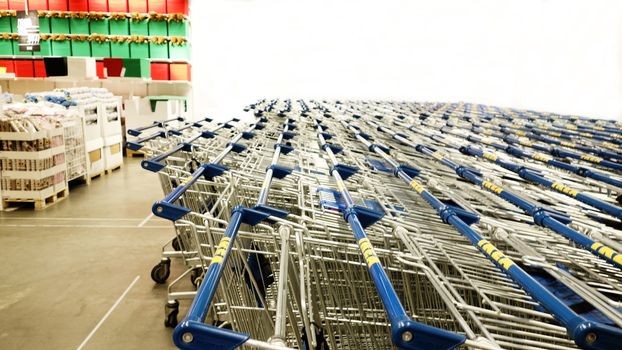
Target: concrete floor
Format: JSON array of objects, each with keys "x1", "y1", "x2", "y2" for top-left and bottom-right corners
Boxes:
[{"x1": 0, "y1": 158, "x2": 180, "y2": 350}]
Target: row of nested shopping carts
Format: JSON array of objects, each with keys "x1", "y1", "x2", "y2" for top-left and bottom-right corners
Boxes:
[{"x1": 125, "y1": 99, "x2": 622, "y2": 350}]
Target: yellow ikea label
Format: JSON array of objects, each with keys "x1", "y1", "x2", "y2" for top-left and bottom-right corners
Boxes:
[
  {"x1": 532, "y1": 153, "x2": 551, "y2": 162},
  {"x1": 179, "y1": 176, "x2": 193, "y2": 187},
  {"x1": 519, "y1": 139, "x2": 533, "y2": 146},
  {"x1": 540, "y1": 125, "x2": 549, "y2": 130},
  {"x1": 483, "y1": 153, "x2": 498, "y2": 161},
  {"x1": 594, "y1": 127, "x2": 605, "y2": 131},
  {"x1": 603, "y1": 142, "x2": 618, "y2": 148},
  {"x1": 566, "y1": 125, "x2": 577, "y2": 130},
  {"x1": 480, "y1": 137, "x2": 493, "y2": 144},
  {"x1": 516, "y1": 130, "x2": 527, "y2": 136},
  {"x1": 613, "y1": 134, "x2": 622, "y2": 139},
  {"x1": 561, "y1": 141, "x2": 576, "y2": 148},
  {"x1": 551, "y1": 182, "x2": 578, "y2": 197},
  {"x1": 209, "y1": 237, "x2": 231, "y2": 266},
  {"x1": 431, "y1": 151, "x2": 443, "y2": 160},
  {"x1": 478, "y1": 240, "x2": 515, "y2": 270},
  {"x1": 580, "y1": 155, "x2": 602, "y2": 163},
  {"x1": 483, "y1": 130, "x2": 493, "y2": 135},
  {"x1": 580, "y1": 132, "x2": 593, "y2": 137},
  {"x1": 358, "y1": 238, "x2": 380, "y2": 267},
  {"x1": 592, "y1": 242, "x2": 622, "y2": 265},
  {"x1": 410, "y1": 180, "x2": 425, "y2": 193},
  {"x1": 482, "y1": 181, "x2": 503, "y2": 194},
  {"x1": 549, "y1": 132, "x2": 561, "y2": 137}
]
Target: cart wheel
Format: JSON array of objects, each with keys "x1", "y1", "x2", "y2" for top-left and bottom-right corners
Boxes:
[
  {"x1": 190, "y1": 267, "x2": 203, "y2": 287},
  {"x1": 172, "y1": 237, "x2": 182, "y2": 251},
  {"x1": 164, "y1": 300, "x2": 179, "y2": 328},
  {"x1": 151, "y1": 259, "x2": 171, "y2": 284}
]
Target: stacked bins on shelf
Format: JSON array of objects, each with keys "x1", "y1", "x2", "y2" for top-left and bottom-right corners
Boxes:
[{"x1": 0, "y1": 125, "x2": 68, "y2": 209}]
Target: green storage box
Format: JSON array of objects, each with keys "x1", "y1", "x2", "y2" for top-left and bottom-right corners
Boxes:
[
  {"x1": 122, "y1": 58, "x2": 150, "y2": 78},
  {"x1": 39, "y1": 17, "x2": 51, "y2": 34},
  {"x1": 50, "y1": 17, "x2": 70, "y2": 34},
  {"x1": 33, "y1": 40, "x2": 52, "y2": 56},
  {"x1": 130, "y1": 42, "x2": 149, "y2": 59},
  {"x1": 148, "y1": 20, "x2": 167, "y2": 36},
  {"x1": 0, "y1": 16, "x2": 13, "y2": 33},
  {"x1": 148, "y1": 42, "x2": 168, "y2": 59},
  {"x1": 51, "y1": 40, "x2": 72, "y2": 56},
  {"x1": 13, "y1": 40, "x2": 33, "y2": 56},
  {"x1": 129, "y1": 20, "x2": 148, "y2": 35},
  {"x1": 91, "y1": 41, "x2": 110, "y2": 57},
  {"x1": 71, "y1": 41, "x2": 91, "y2": 56},
  {"x1": 167, "y1": 21, "x2": 188, "y2": 37},
  {"x1": 109, "y1": 19, "x2": 129, "y2": 35},
  {"x1": 89, "y1": 19, "x2": 109, "y2": 35},
  {"x1": 0, "y1": 39, "x2": 13, "y2": 56},
  {"x1": 169, "y1": 43, "x2": 189, "y2": 61},
  {"x1": 110, "y1": 41, "x2": 130, "y2": 58},
  {"x1": 69, "y1": 18, "x2": 89, "y2": 34}
]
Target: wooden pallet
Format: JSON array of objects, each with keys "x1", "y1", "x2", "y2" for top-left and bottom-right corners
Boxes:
[
  {"x1": 2, "y1": 188, "x2": 69, "y2": 211},
  {"x1": 105, "y1": 163, "x2": 123, "y2": 174},
  {"x1": 125, "y1": 148, "x2": 145, "y2": 158},
  {"x1": 68, "y1": 173, "x2": 91, "y2": 186}
]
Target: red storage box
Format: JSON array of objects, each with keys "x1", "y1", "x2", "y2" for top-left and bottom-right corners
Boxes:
[
  {"x1": 108, "y1": 0, "x2": 126, "y2": 12},
  {"x1": 150, "y1": 62, "x2": 168, "y2": 80},
  {"x1": 166, "y1": 0, "x2": 186, "y2": 14},
  {"x1": 87, "y1": 0, "x2": 107, "y2": 12},
  {"x1": 127, "y1": 0, "x2": 145, "y2": 12},
  {"x1": 103, "y1": 57, "x2": 123, "y2": 76},
  {"x1": 0, "y1": 59, "x2": 15, "y2": 73},
  {"x1": 96, "y1": 60, "x2": 105, "y2": 79},
  {"x1": 147, "y1": 0, "x2": 164, "y2": 13},
  {"x1": 8, "y1": 0, "x2": 26, "y2": 10},
  {"x1": 33, "y1": 59, "x2": 46, "y2": 77},
  {"x1": 67, "y1": 0, "x2": 87, "y2": 11},
  {"x1": 169, "y1": 62, "x2": 189, "y2": 81},
  {"x1": 47, "y1": 0, "x2": 67, "y2": 10},
  {"x1": 0, "y1": 1, "x2": 8, "y2": 10},
  {"x1": 14, "y1": 59, "x2": 34, "y2": 77},
  {"x1": 28, "y1": 0, "x2": 49, "y2": 10}
]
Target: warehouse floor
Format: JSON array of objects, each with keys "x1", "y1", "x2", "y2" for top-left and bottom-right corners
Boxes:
[{"x1": 0, "y1": 158, "x2": 178, "y2": 350}]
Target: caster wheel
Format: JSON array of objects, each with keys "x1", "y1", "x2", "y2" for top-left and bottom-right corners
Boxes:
[
  {"x1": 164, "y1": 300, "x2": 179, "y2": 328},
  {"x1": 151, "y1": 259, "x2": 171, "y2": 284},
  {"x1": 172, "y1": 237, "x2": 182, "y2": 251},
  {"x1": 190, "y1": 267, "x2": 203, "y2": 287}
]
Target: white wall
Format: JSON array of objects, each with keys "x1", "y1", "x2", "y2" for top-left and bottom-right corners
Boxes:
[{"x1": 190, "y1": 0, "x2": 622, "y2": 121}]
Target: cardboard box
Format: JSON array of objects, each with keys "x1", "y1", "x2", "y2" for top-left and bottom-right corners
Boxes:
[
  {"x1": 103, "y1": 57, "x2": 122, "y2": 76},
  {"x1": 147, "y1": 20, "x2": 167, "y2": 36},
  {"x1": 67, "y1": 56, "x2": 96, "y2": 78},
  {"x1": 69, "y1": 18, "x2": 89, "y2": 34},
  {"x1": 166, "y1": 0, "x2": 187, "y2": 14},
  {"x1": 28, "y1": 0, "x2": 49, "y2": 10},
  {"x1": 50, "y1": 17, "x2": 70, "y2": 33},
  {"x1": 14, "y1": 59, "x2": 34, "y2": 77},
  {"x1": 71, "y1": 40, "x2": 91, "y2": 56},
  {"x1": 33, "y1": 39, "x2": 52, "y2": 56},
  {"x1": 167, "y1": 21, "x2": 187, "y2": 37},
  {"x1": 147, "y1": 0, "x2": 165, "y2": 13},
  {"x1": 127, "y1": 0, "x2": 146, "y2": 12},
  {"x1": 150, "y1": 62, "x2": 168, "y2": 80},
  {"x1": 110, "y1": 41, "x2": 130, "y2": 58},
  {"x1": 51, "y1": 40, "x2": 71, "y2": 56},
  {"x1": 33, "y1": 59, "x2": 47, "y2": 77},
  {"x1": 108, "y1": 0, "x2": 127, "y2": 12},
  {"x1": 0, "y1": 59, "x2": 15, "y2": 73},
  {"x1": 48, "y1": 0, "x2": 68, "y2": 11},
  {"x1": 148, "y1": 42, "x2": 167, "y2": 59},
  {"x1": 129, "y1": 42, "x2": 149, "y2": 58},
  {"x1": 109, "y1": 18, "x2": 129, "y2": 35},
  {"x1": 89, "y1": 18, "x2": 109, "y2": 35},
  {"x1": 168, "y1": 42, "x2": 189, "y2": 60},
  {"x1": 13, "y1": 40, "x2": 33, "y2": 56},
  {"x1": 122, "y1": 58, "x2": 149, "y2": 77},
  {"x1": 67, "y1": 0, "x2": 87, "y2": 11},
  {"x1": 169, "y1": 62, "x2": 189, "y2": 80},
  {"x1": 88, "y1": 0, "x2": 108, "y2": 12},
  {"x1": 129, "y1": 19, "x2": 148, "y2": 35},
  {"x1": 38, "y1": 16, "x2": 50, "y2": 34},
  {"x1": 90, "y1": 41, "x2": 110, "y2": 57}
]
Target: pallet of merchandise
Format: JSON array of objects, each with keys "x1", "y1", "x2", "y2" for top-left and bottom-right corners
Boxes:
[
  {"x1": 61, "y1": 116, "x2": 88, "y2": 183},
  {"x1": 1, "y1": 186, "x2": 69, "y2": 210},
  {"x1": 103, "y1": 134, "x2": 123, "y2": 174}
]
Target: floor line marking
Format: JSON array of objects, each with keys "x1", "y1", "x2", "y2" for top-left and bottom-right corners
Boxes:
[
  {"x1": 76, "y1": 275, "x2": 140, "y2": 350},
  {"x1": 138, "y1": 213, "x2": 154, "y2": 227},
  {"x1": 0, "y1": 217, "x2": 142, "y2": 221},
  {"x1": 0, "y1": 224, "x2": 170, "y2": 229}
]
